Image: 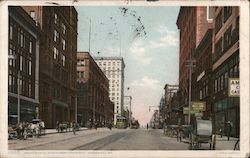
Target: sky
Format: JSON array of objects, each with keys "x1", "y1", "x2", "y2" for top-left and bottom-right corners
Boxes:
[{"x1": 76, "y1": 6, "x2": 180, "y2": 126}]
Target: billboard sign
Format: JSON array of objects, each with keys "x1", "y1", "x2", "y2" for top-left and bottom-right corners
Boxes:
[{"x1": 228, "y1": 78, "x2": 240, "y2": 97}]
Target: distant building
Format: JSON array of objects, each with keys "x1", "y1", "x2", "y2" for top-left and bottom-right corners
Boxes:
[
  {"x1": 94, "y1": 57, "x2": 125, "y2": 125},
  {"x1": 8, "y1": 7, "x2": 41, "y2": 124},
  {"x1": 77, "y1": 52, "x2": 113, "y2": 126},
  {"x1": 163, "y1": 84, "x2": 179, "y2": 125},
  {"x1": 22, "y1": 6, "x2": 78, "y2": 128},
  {"x1": 212, "y1": 7, "x2": 239, "y2": 137}
]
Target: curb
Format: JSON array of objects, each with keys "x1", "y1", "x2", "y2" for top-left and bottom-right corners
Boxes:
[{"x1": 44, "y1": 128, "x2": 88, "y2": 135}]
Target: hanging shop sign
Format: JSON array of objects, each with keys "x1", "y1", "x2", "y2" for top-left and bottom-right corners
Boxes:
[
  {"x1": 228, "y1": 78, "x2": 240, "y2": 97},
  {"x1": 192, "y1": 101, "x2": 206, "y2": 111},
  {"x1": 196, "y1": 71, "x2": 205, "y2": 82}
]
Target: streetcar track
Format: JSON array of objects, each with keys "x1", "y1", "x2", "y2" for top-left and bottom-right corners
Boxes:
[
  {"x1": 18, "y1": 130, "x2": 113, "y2": 150},
  {"x1": 72, "y1": 131, "x2": 128, "y2": 150}
]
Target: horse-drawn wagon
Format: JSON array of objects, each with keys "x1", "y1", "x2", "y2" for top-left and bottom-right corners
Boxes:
[{"x1": 189, "y1": 119, "x2": 216, "y2": 150}]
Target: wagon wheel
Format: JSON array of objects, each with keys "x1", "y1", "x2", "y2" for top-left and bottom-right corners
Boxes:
[
  {"x1": 212, "y1": 134, "x2": 216, "y2": 150},
  {"x1": 189, "y1": 133, "x2": 194, "y2": 150},
  {"x1": 209, "y1": 134, "x2": 216, "y2": 150}
]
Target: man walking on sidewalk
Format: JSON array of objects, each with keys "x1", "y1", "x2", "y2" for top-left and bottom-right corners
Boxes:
[
  {"x1": 72, "y1": 122, "x2": 76, "y2": 135},
  {"x1": 226, "y1": 121, "x2": 232, "y2": 141}
]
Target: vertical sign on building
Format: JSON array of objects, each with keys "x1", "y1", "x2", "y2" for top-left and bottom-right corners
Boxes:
[{"x1": 228, "y1": 78, "x2": 240, "y2": 97}]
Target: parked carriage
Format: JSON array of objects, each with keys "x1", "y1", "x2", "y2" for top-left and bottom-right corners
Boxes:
[
  {"x1": 57, "y1": 122, "x2": 70, "y2": 133},
  {"x1": 189, "y1": 119, "x2": 216, "y2": 150}
]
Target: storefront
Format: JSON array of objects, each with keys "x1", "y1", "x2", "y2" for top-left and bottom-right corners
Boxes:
[
  {"x1": 8, "y1": 95, "x2": 39, "y2": 125},
  {"x1": 213, "y1": 97, "x2": 239, "y2": 137}
]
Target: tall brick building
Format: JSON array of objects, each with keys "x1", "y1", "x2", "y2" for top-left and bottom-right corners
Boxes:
[
  {"x1": 176, "y1": 7, "x2": 211, "y2": 124},
  {"x1": 77, "y1": 52, "x2": 114, "y2": 126},
  {"x1": 23, "y1": 6, "x2": 78, "y2": 128},
  {"x1": 8, "y1": 7, "x2": 41, "y2": 124},
  {"x1": 176, "y1": 6, "x2": 240, "y2": 137},
  {"x1": 212, "y1": 7, "x2": 239, "y2": 137}
]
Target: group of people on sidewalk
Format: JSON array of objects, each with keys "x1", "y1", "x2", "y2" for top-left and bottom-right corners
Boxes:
[
  {"x1": 86, "y1": 120, "x2": 113, "y2": 130},
  {"x1": 8, "y1": 121, "x2": 44, "y2": 140},
  {"x1": 219, "y1": 121, "x2": 233, "y2": 141},
  {"x1": 56, "y1": 121, "x2": 78, "y2": 134}
]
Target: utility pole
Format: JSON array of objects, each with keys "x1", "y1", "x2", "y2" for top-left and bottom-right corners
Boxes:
[
  {"x1": 75, "y1": 94, "x2": 77, "y2": 123},
  {"x1": 17, "y1": 70, "x2": 20, "y2": 124},
  {"x1": 185, "y1": 59, "x2": 195, "y2": 125},
  {"x1": 88, "y1": 18, "x2": 91, "y2": 53}
]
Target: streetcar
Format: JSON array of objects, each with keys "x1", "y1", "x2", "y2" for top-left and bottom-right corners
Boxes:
[{"x1": 116, "y1": 116, "x2": 128, "y2": 129}]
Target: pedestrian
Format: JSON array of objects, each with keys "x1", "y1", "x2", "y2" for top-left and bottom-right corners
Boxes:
[
  {"x1": 20, "y1": 122, "x2": 24, "y2": 140},
  {"x1": 72, "y1": 122, "x2": 76, "y2": 135},
  {"x1": 226, "y1": 121, "x2": 232, "y2": 141},
  {"x1": 56, "y1": 121, "x2": 60, "y2": 132},
  {"x1": 94, "y1": 121, "x2": 97, "y2": 130},
  {"x1": 16, "y1": 123, "x2": 21, "y2": 139},
  {"x1": 147, "y1": 123, "x2": 148, "y2": 130},
  {"x1": 23, "y1": 122, "x2": 27, "y2": 140},
  {"x1": 219, "y1": 128, "x2": 223, "y2": 138}
]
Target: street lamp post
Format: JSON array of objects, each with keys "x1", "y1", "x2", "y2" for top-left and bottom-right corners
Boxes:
[
  {"x1": 75, "y1": 94, "x2": 77, "y2": 123},
  {"x1": 185, "y1": 59, "x2": 195, "y2": 125},
  {"x1": 17, "y1": 70, "x2": 20, "y2": 124}
]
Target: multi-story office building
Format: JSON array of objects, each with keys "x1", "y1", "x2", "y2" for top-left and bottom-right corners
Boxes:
[
  {"x1": 94, "y1": 57, "x2": 125, "y2": 124},
  {"x1": 176, "y1": 7, "x2": 212, "y2": 124},
  {"x1": 22, "y1": 6, "x2": 78, "y2": 128},
  {"x1": 192, "y1": 29, "x2": 213, "y2": 120},
  {"x1": 8, "y1": 7, "x2": 41, "y2": 124},
  {"x1": 77, "y1": 52, "x2": 113, "y2": 126},
  {"x1": 212, "y1": 7, "x2": 239, "y2": 137}
]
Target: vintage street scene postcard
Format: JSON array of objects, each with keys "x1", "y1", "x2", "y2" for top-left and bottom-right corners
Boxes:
[{"x1": 0, "y1": 0, "x2": 249, "y2": 158}]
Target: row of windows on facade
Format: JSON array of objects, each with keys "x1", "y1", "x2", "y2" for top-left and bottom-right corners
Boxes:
[
  {"x1": 8, "y1": 70, "x2": 33, "y2": 98},
  {"x1": 215, "y1": 7, "x2": 233, "y2": 34},
  {"x1": 110, "y1": 86, "x2": 121, "y2": 91},
  {"x1": 106, "y1": 74, "x2": 121, "y2": 79},
  {"x1": 77, "y1": 60, "x2": 121, "y2": 72},
  {"x1": 53, "y1": 29, "x2": 67, "y2": 51},
  {"x1": 9, "y1": 24, "x2": 34, "y2": 54},
  {"x1": 214, "y1": 61, "x2": 239, "y2": 94},
  {"x1": 110, "y1": 92, "x2": 120, "y2": 97},
  {"x1": 214, "y1": 21, "x2": 239, "y2": 62},
  {"x1": 97, "y1": 61, "x2": 121, "y2": 66},
  {"x1": 41, "y1": 82, "x2": 68, "y2": 102},
  {"x1": 54, "y1": 13, "x2": 67, "y2": 35},
  {"x1": 214, "y1": 97, "x2": 239, "y2": 112},
  {"x1": 53, "y1": 47, "x2": 66, "y2": 66},
  {"x1": 9, "y1": 45, "x2": 32, "y2": 76},
  {"x1": 198, "y1": 55, "x2": 239, "y2": 100}
]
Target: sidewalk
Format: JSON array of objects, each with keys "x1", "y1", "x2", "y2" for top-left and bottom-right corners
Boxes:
[
  {"x1": 45, "y1": 127, "x2": 88, "y2": 135},
  {"x1": 44, "y1": 127, "x2": 111, "y2": 135},
  {"x1": 180, "y1": 135, "x2": 239, "y2": 150},
  {"x1": 215, "y1": 135, "x2": 239, "y2": 150}
]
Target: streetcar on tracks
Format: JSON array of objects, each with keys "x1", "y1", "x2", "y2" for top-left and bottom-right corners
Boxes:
[{"x1": 116, "y1": 116, "x2": 128, "y2": 129}]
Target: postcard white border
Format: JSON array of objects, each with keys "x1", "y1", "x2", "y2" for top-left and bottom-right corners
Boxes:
[{"x1": 0, "y1": 0, "x2": 249, "y2": 158}]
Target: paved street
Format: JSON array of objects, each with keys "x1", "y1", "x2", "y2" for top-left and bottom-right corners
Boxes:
[
  {"x1": 9, "y1": 128, "x2": 189, "y2": 150},
  {"x1": 9, "y1": 128, "x2": 238, "y2": 150}
]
